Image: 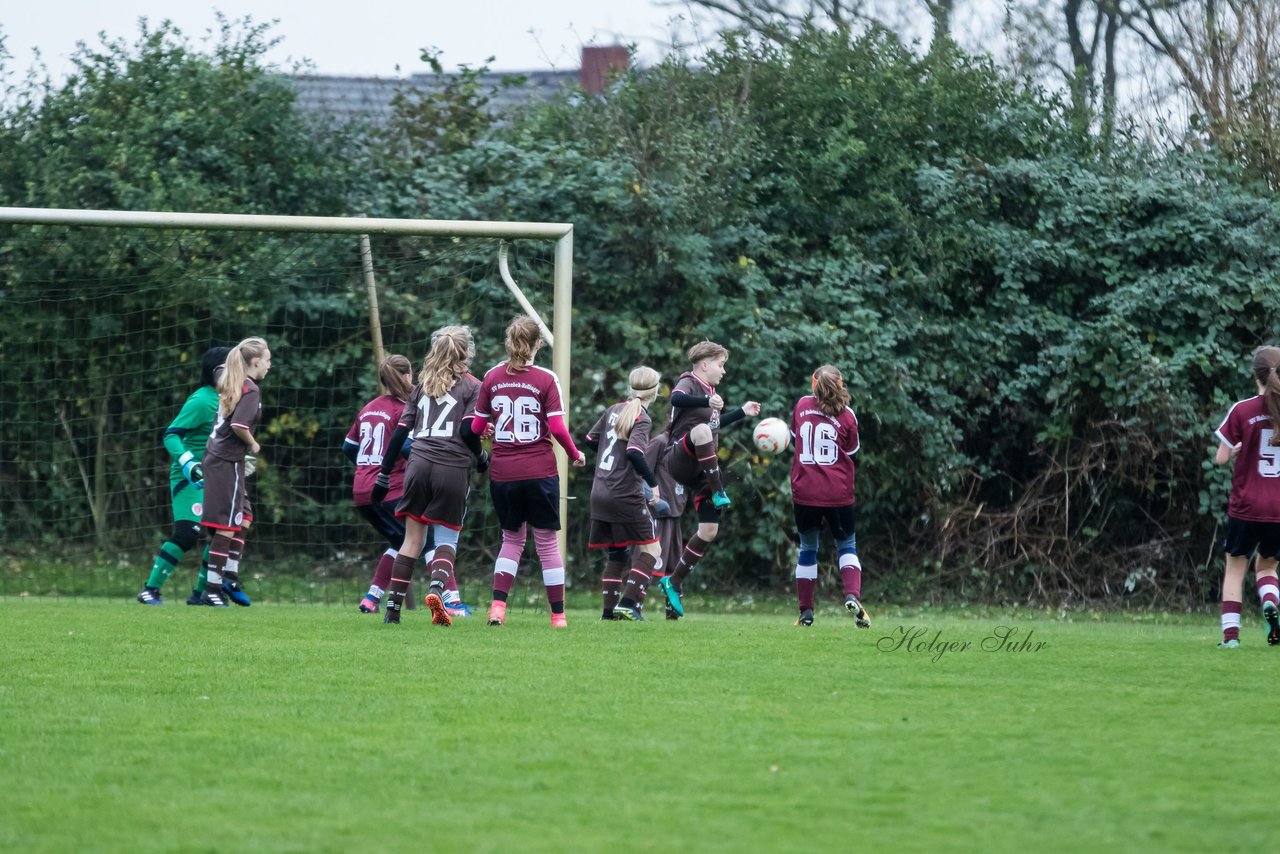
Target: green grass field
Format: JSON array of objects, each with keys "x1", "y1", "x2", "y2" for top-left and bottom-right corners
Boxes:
[{"x1": 0, "y1": 599, "x2": 1270, "y2": 852}]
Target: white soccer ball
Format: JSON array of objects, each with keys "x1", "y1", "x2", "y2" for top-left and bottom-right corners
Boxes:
[{"x1": 753, "y1": 417, "x2": 789, "y2": 454}]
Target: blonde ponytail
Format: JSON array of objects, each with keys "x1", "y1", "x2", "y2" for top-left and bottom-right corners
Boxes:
[
  {"x1": 614, "y1": 366, "x2": 661, "y2": 440},
  {"x1": 218, "y1": 337, "x2": 269, "y2": 416}
]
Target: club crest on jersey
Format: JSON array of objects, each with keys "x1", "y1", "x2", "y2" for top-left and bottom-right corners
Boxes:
[
  {"x1": 234, "y1": 511, "x2": 244, "y2": 526},
  {"x1": 192, "y1": 502, "x2": 204, "y2": 516}
]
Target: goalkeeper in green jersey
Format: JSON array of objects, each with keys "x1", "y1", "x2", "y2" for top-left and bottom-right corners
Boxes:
[{"x1": 137, "y1": 346, "x2": 242, "y2": 606}]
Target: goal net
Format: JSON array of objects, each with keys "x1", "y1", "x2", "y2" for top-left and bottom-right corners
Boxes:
[{"x1": 0, "y1": 208, "x2": 572, "y2": 606}]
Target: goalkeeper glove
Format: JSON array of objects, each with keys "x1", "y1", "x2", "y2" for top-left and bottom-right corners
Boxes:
[
  {"x1": 178, "y1": 451, "x2": 204, "y2": 489},
  {"x1": 475, "y1": 450, "x2": 490, "y2": 474},
  {"x1": 244, "y1": 454, "x2": 257, "y2": 477},
  {"x1": 370, "y1": 472, "x2": 391, "y2": 506}
]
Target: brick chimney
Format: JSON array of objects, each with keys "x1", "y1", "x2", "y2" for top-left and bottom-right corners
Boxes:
[{"x1": 579, "y1": 46, "x2": 630, "y2": 94}]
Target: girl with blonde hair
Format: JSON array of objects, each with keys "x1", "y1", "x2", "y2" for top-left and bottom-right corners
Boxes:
[
  {"x1": 369, "y1": 326, "x2": 487, "y2": 625},
  {"x1": 199, "y1": 336, "x2": 272, "y2": 606},
  {"x1": 584, "y1": 366, "x2": 665, "y2": 620}
]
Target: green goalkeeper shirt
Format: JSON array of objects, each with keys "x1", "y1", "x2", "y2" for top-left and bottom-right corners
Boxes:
[{"x1": 162, "y1": 385, "x2": 219, "y2": 487}]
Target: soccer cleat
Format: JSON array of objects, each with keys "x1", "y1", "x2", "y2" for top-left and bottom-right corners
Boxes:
[
  {"x1": 659, "y1": 576, "x2": 684, "y2": 617},
  {"x1": 845, "y1": 595, "x2": 871, "y2": 628},
  {"x1": 1219, "y1": 638, "x2": 1240, "y2": 648},
  {"x1": 1265, "y1": 602, "x2": 1280, "y2": 646},
  {"x1": 443, "y1": 601, "x2": 473, "y2": 619},
  {"x1": 797, "y1": 608, "x2": 814, "y2": 626},
  {"x1": 425, "y1": 592, "x2": 453, "y2": 627},
  {"x1": 224, "y1": 582, "x2": 251, "y2": 607},
  {"x1": 383, "y1": 607, "x2": 401, "y2": 625},
  {"x1": 186, "y1": 588, "x2": 205, "y2": 606},
  {"x1": 487, "y1": 600, "x2": 507, "y2": 626},
  {"x1": 550, "y1": 612, "x2": 568, "y2": 628},
  {"x1": 200, "y1": 591, "x2": 229, "y2": 607},
  {"x1": 358, "y1": 596, "x2": 380, "y2": 614},
  {"x1": 711, "y1": 489, "x2": 732, "y2": 510},
  {"x1": 136, "y1": 587, "x2": 164, "y2": 606},
  {"x1": 614, "y1": 606, "x2": 646, "y2": 622}
]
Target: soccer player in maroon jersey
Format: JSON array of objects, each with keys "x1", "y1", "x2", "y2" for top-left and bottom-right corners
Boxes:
[
  {"x1": 789, "y1": 365, "x2": 869, "y2": 628},
  {"x1": 199, "y1": 337, "x2": 271, "y2": 606},
  {"x1": 657, "y1": 341, "x2": 760, "y2": 619},
  {"x1": 369, "y1": 326, "x2": 487, "y2": 626},
  {"x1": 584, "y1": 366, "x2": 665, "y2": 621},
  {"x1": 470, "y1": 315, "x2": 586, "y2": 628},
  {"x1": 345, "y1": 354, "x2": 414, "y2": 613},
  {"x1": 343, "y1": 354, "x2": 466, "y2": 617},
  {"x1": 1213, "y1": 345, "x2": 1280, "y2": 647}
]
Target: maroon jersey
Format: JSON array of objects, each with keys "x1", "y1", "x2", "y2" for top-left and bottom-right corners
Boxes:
[
  {"x1": 474, "y1": 362, "x2": 565, "y2": 482},
  {"x1": 789, "y1": 395, "x2": 860, "y2": 507},
  {"x1": 399, "y1": 375, "x2": 482, "y2": 469},
  {"x1": 586, "y1": 403, "x2": 653, "y2": 522},
  {"x1": 205, "y1": 378, "x2": 261, "y2": 463},
  {"x1": 345, "y1": 394, "x2": 409, "y2": 505},
  {"x1": 1217, "y1": 396, "x2": 1280, "y2": 522},
  {"x1": 666, "y1": 372, "x2": 720, "y2": 441}
]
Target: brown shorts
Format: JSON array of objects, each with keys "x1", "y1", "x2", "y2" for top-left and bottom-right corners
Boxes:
[
  {"x1": 666, "y1": 436, "x2": 715, "y2": 511},
  {"x1": 588, "y1": 512, "x2": 658, "y2": 549},
  {"x1": 201, "y1": 455, "x2": 252, "y2": 532},
  {"x1": 396, "y1": 457, "x2": 470, "y2": 530}
]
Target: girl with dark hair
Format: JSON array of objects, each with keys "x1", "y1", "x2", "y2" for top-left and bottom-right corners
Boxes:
[
  {"x1": 788, "y1": 365, "x2": 867, "y2": 628},
  {"x1": 1213, "y1": 345, "x2": 1280, "y2": 647},
  {"x1": 136, "y1": 345, "x2": 234, "y2": 606},
  {"x1": 471, "y1": 315, "x2": 586, "y2": 628}
]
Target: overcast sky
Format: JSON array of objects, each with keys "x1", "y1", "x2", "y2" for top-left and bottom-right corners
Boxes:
[{"x1": 1, "y1": 1, "x2": 693, "y2": 79}]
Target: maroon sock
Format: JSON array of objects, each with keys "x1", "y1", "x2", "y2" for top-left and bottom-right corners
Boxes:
[
  {"x1": 621, "y1": 552, "x2": 658, "y2": 607},
  {"x1": 492, "y1": 570, "x2": 516, "y2": 602},
  {"x1": 840, "y1": 565, "x2": 862, "y2": 598},
  {"x1": 206, "y1": 531, "x2": 234, "y2": 593},
  {"x1": 370, "y1": 551, "x2": 396, "y2": 595},
  {"x1": 601, "y1": 556, "x2": 625, "y2": 614},
  {"x1": 428, "y1": 545, "x2": 455, "y2": 593},
  {"x1": 694, "y1": 440, "x2": 724, "y2": 493},
  {"x1": 797, "y1": 578, "x2": 816, "y2": 610},
  {"x1": 670, "y1": 534, "x2": 710, "y2": 590},
  {"x1": 386, "y1": 554, "x2": 416, "y2": 613}
]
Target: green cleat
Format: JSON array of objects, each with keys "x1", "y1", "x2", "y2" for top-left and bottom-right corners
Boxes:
[
  {"x1": 659, "y1": 576, "x2": 684, "y2": 617},
  {"x1": 615, "y1": 606, "x2": 646, "y2": 622},
  {"x1": 711, "y1": 489, "x2": 732, "y2": 510},
  {"x1": 1219, "y1": 638, "x2": 1240, "y2": 648}
]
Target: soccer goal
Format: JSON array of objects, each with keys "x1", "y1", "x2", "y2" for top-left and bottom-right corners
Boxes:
[{"x1": 0, "y1": 205, "x2": 573, "y2": 602}]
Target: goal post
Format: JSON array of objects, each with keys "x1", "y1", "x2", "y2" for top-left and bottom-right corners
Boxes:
[{"x1": 0, "y1": 205, "x2": 575, "y2": 590}]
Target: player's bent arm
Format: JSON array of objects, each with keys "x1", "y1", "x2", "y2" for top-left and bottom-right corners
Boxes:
[
  {"x1": 470, "y1": 414, "x2": 491, "y2": 437},
  {"x1": 625, "y1": 448, "x2": 659, "y2": 488},
  {"x1": 547, "y1": 414, "x2": 585, "y2": 465},
  {"x1": 670, "y1": 390, "x2": 710, "y2": 409},
  {"x1": 1215, "y1": 440, "x2": 1241, "y2": 465},
  {"x1": 231, "y1": 425, "x2": 260, "y2": 455},
  {"x1": 342, "y1": 438, "x2": 359, "y2": 464},
  {"x1": 380, "y1": 425, "x2": 412, "y2": 476}
]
